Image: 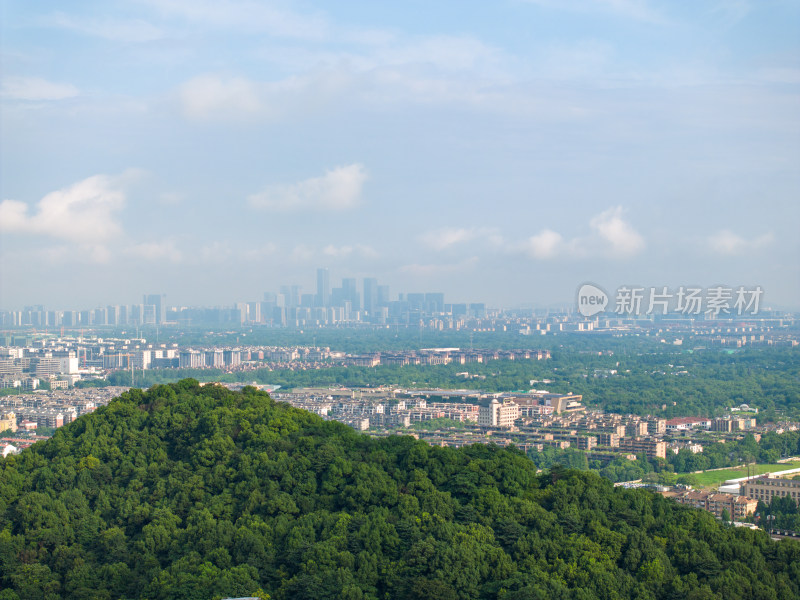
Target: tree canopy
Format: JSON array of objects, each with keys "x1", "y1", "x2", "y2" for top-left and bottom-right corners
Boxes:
[{"x1": 1, "y1": 380, "x2": 798, "y2": 599}]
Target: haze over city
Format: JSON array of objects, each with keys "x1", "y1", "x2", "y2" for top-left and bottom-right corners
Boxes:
[{"x1": 1, "y1": 0, "x2": 798, "y2": 309}]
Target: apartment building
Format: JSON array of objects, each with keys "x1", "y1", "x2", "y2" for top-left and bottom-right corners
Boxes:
[
  {"x1": 741, "y1": 476, "x2": 800, "y2": 504},
  {"x1": 618, "y1": 437, "x2": 667, "y2": 460},
  {"x1": 663, "y1": 490, "x2": 758, "y2": 519},
  {"x1": 478, "y1": 399, "x2": 519, "y2": 428}
]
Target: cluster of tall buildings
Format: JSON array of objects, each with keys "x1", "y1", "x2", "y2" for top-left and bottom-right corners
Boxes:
[
  {"x1": 2, "y1": 295, "x2": 167, "y2": 328},
  {"x1": 3, "y1": 268, "x2": 796, "y2": 335},
  {"x1": 0, "y1": 269, "x2": 492, "y2": 329},
  {"x1": 254, "y1": 268, "x2": 483, "y2": 327}
]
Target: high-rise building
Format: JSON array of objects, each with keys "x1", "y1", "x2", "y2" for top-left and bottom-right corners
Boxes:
[
  {"x1": 142, "y1": 304, "x2": 157, "y2": 325},
  {"x1": 316, "y1": 268, "x2": 331, "y2": 307},
  {"x1": 425, "y1": 293, "x2": 444, "y2": 313},
  {"x1": 377, "y1": 285, "x2": 390, "y2": 307},
  {"x1": 342, "y1": 278, "x2": 360, "y2": 311},
  {"x1": 93, "y1": 307, "x2": 107, "y2": 325},
  {"x1": 469, "y1": 303, "x2": 486, "y2": 318},
  {"x1": 407, "y1": 293, "x2": 425, "y2": 311},
  {"x1": 224, "y1": 349, "x2": 241, "y2": 367},
  {"x1": 280, "y1": 285, "x2": 301, "y2": 308},
  {"x1": 363, "y1": 278, "x2": 378, "y2": 314},
  {"x1": 144, "y1": 294, "x2": 166, "y2": 324},
  {"x1": 300, "y1": 294, "x2": 316, "y2": 308},
  {"x1": 246, "y1": 302, "x2": 262, "y2": 323}
]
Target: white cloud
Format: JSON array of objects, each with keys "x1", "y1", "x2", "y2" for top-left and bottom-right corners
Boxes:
[
  {"x1": 537, "y1": 40, "x2": 615, "y2": 81},
  {"x1": 0, "y1": 172, "x2": 136, "y2": 242},
  {"x1": 1, "y1": 76, "x2": 79, "y2": 101},
  {"x1": 290, "y1": 244, "x2": 315, "y2": 263},
  {"x1": 589, "y1": 206, "x2": 645, "y2": 257},
  {"x1": 179, "y1": 75, "x2": 264, "y2": 120},
  {"x1": 171, "y1": 37, "x2": 565, "y2": 124},
  {"x1": 248, "y1": 164, "x2": 367, "y2": 212},
  {"x1": 322, "y1": 244, "x2": 378, "y2": 259},
  {"x1": 242, "y1": 243, "x2": 278, "y2": 261},
  {"x1": 47, "y1": 12, "x2": 164, "y2": 43},
  {"x1": 375, "y1": 35, "x2": 503, "y2": 73},
  {"x1": 200, "y1": 241, "x2": 233, "y2": 263},
  {"x1": 421, "y1": 227, "x2": 504, "y2": 251},
  {"x1": 36, "y1": 243, "x2": 112, "y2": 265},
  {"x1": 512, "y1": 207, "x2": 644, "y2": 260},
  {"x1": 523, "y1": 0, "x2": 665, "y2": 23},
  {"x1": 175, "y1": 70, "x2": 361, "y2": 122},
  {"x1": 523, "y1": 229, "x2": 563, "y2": 259},
  {"x1": 400, "y1": 257, "x2": 480, "y2": 276},
  {"x1": 421, "y1": 228, "x2": 476, "y2": 251},
  {"x1": 708, "y1": 230, "x2": 774, "y2": 256},
  {"x1": 159, "y1": 192, "x2": 184, "y2": 205},
  {"x1": 125, "y1": 240, "x2": 182, "y2": 263},
  {"x1": 138, "y1": 0, "x2": 329, "y2": 40}
]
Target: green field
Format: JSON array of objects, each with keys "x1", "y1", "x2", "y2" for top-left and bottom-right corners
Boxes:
[{"x1": 693, "y1": 462, "x2": 800, "y2": 488}]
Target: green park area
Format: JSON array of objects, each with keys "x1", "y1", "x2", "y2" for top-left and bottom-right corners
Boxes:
[{"x1": 694, "y1": 461, "x2": 800, "y2": 488}]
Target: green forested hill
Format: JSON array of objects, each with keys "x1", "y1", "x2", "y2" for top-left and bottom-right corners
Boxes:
[{"x1": 1, "y1": 381, "x2": 798, "y2": 600}]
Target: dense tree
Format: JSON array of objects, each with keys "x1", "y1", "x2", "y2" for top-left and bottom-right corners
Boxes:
[{"x1": 0, "y1": 381, "x2": 797, "y2": 599}]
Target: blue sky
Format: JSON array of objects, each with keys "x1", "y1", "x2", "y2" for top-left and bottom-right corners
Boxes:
[{"x1": 1, "y1": 0, "x2": 798, "y2": 310}]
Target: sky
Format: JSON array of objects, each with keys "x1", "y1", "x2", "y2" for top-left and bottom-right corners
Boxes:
[{"x1": 1, "y1": 0, "x2": 799, "y2": 310}]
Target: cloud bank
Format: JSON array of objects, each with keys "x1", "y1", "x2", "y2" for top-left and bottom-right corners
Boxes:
[
  {"x1": 248, "y1": 164, "x2": 367, "y2": 211},
  {"x1": 0, "y1": 173, "x2": 135, "y2": 242},
  {"x1": 708, "y1": 230, "x2": 774, "y2": 256},
  {"x1": 1, "y1": 76, "x2": 79, "y2": 101},
  {"x1": 420, "y1": 227, "x2": 504, "y2": 251},
  {"x1": 589, "y1": 206, "x2": 645, "y2": 258},
  {"x1": 421, "y1": 207, "x2": 645, "y2": 261}
]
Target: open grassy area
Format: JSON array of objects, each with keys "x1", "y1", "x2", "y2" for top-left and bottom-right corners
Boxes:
[{"x1": 693, "y1": 462, "x2": 800, "y2": 488}]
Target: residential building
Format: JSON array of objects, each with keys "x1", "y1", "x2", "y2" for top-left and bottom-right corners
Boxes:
[
  {"x1": 742, "y1": 476, "x2": 800, "y2": 505},
  {"x1": 619, "y1": 437, "x2": 667, "y2": 460},
  {"x1": 478, "y1": 399, "x2": 519, "y2": 428}
]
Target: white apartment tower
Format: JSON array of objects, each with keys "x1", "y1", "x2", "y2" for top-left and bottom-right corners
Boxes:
[{"x1": 478, "y1": 399, "x2": 519, "y2": 428}]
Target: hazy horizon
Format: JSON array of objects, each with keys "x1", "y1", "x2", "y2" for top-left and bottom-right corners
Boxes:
[{"x1": 2, "y1": 1, "x2": 799, "y2": 310}]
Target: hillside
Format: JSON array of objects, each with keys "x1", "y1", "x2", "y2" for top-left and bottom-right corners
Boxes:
[{"x1": 0, "y1": 380, "x2": 798, "y2": 600}]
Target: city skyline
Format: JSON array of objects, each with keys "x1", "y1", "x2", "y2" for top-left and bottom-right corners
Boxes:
[
  {"x1": 2, "y1": 1, "x2": 799, "y2": 309},
  {"x1": 1, "y1": 264, "x2": 796, "y2": 315},
  {"x1": 3, "y1": 272, "x2": 793, "y2": 333}
]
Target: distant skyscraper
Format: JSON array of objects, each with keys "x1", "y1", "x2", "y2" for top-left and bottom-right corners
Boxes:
[
  {"x1": 280, "y1": 285, "x2": 301, "y2": 308},
  {"x1": 316, "y1": 268, "x2": 331, "y2": 307},
  {"x1": 300, "y1": 293, "x2": 315, "y2": 308},
  {"x1": 469, "y1": 303, "x2": 486, "y2": 318},
  {"x1": 144, "y1": 294, "x2": 166, "y2": 324},
  {"x1": 407, "y1": 293, "x2": 425, "y2": 311},
  {"x1": 142, "y1": 304, "x2": 157, "y2": 325},
  {"x1": 342, "y1": 278, "x2": 360, "y2": 311},
  {"x1": 425, "y1": 292, "x2": 444, "y2": 313},
  {"x1": 93, "y1": 307, "x2": 107, "y2": 326},
  {"x1": 363, "y1": 278, "x2": 378, "y2": 314},
  {"x1": 247, "y1": 301, "x2": 262, "y2": 323},
  {"x1": 377, "y1": 285, "x2": 390, "y2": 307}
]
